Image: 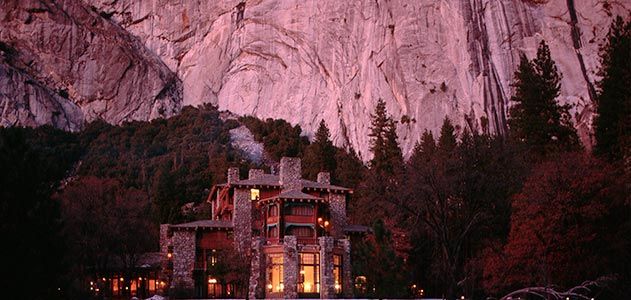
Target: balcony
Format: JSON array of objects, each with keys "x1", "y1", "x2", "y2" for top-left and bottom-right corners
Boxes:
[{"x1": 284, "y1": 215, "x2": 313, "y2": 224}]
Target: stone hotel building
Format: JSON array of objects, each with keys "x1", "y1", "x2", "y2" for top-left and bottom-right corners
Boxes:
[{"x1": 160, "y1": 157, "x2": 366, "y2": 298}]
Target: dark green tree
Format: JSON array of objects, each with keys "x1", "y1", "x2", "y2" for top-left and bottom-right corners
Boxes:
[
  {"x1": 302, "y1": 120, "x2": 337, "y2": 180},
  {"x1": 594, "y1": 16, "x2": 631, "y2": 163},
  {"x1": 508, "y1": 41, "x2": 580, "y2": 156},
  {"x1": 438, "y1": 117, "x2": 457, "y2": 155},
  {"x1": 368, "y1": 99, "x2": 403, "y2": 175}
]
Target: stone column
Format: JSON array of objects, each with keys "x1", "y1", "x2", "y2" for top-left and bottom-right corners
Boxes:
[
  {"x1": 280, "y1": 157, "x2": 302, "y2": 191},
  {"x1": 233, "y1": 187, "x2": 252, "y2": 254},
  {"x1": 249, "y1": 237, "x2": 266, "y2": 299},
  {"x1": 319, "y1": 236, "x2": 335, "y2": 299},
  {"x1": 171, "y1": 230, "x2": 196, "y2": 290},
  {"x1": 340, "y1": 239, "x2": 353, "y2": 298},
  {"x1": 283, "y1": 235, "x2": 298, "y2": 299},
  {"x1": 249, "y1": 168, "x2": 265, "y2": 180},
  {"x1": 159, "y1": 224, "x2": 171, "y2": 293},
  {"x1": 227, "y1": 167, "x2": 240, "y2": 183},
  {"x1": 329, "y1": 193, "x2": 347, "y2": 238},
  {"x1": 317, "y1": 172, "x2": 331, "y2": 184}
]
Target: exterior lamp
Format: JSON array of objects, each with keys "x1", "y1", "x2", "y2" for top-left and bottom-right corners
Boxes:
[
  {"x1": 120, "y1": 277, "x2": 124, "y2": 282},
  {"x1": 267, "y1": 284, "x2": 273, "y2": 290},
  {"x1": 208, "y1": 278, "x2": 217, "y2": 284},
  {"x1": 461, "y1": 296, "x2": 465, "y2": 300},
  {"x1": 167, "y1": 252, "x2": 172, "y2": 259}
]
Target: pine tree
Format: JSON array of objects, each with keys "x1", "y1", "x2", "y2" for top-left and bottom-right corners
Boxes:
[
  {"x1": 438, "y1": 117, "x2": 457, "y2": 155},
  {"x1": 409, "y1": 130, "x2": 436, "y2": 167},
  {"x1": 508, "y1": 40, "x2": 580, "y2": 156},
  {"x1": 302, "y1": 120, "x2": 337, "y2": 180},
  {"x1": 369, "y1": 99, "x2": 403, "y2": 175},
  {"x1": 594, "y1": 16, "x2": 631, "y2": 163}
]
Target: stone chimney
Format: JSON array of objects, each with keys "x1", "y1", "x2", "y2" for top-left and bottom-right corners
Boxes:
[
  {"x1": 317, "y1": 172, "x2": 331, "y2": 185},
  {"x1": 248, "y1": 168, "x2": 265, "y2": 180},
  {"x1": 279, "y1": 157, "x2": 302, "y2": 191},
  {"x1": 227, "y1": 167, "x2": 240, "y2": 184}
]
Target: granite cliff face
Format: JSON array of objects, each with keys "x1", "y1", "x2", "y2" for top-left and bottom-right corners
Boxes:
[
  {"x1": 2, "y1": 0, "x2": 629, "y2": 159},
  {"x1": 0, "y1": 0, "x2": 182, "y2": 131}
]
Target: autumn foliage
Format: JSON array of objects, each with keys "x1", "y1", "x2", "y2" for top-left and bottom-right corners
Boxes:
[{"x1": 482, "y1": 153, "x2": 629, "y2": 294}]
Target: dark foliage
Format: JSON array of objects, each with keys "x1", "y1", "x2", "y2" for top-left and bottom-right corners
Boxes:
[
  {"x1": 594, "y1": 16, "x2": 631, "y2": 163},
  {"x1": 0, "y1": 127, "x2": 67, "y2": 299},
  {"x1": 240, "y1": 115, "x2": 309, "y2": 161},
  {"x1": 302, "y1": 120, "x2": 337, "y2": 181},
  {"x1": 508, "y1": 41, "x2": 580, "y2": 157}
]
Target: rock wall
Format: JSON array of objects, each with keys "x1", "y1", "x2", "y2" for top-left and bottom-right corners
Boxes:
[
  {"x1": 249, "y1": 237, "x2": 266, "y2": 299},
  {"x1": 3, "y1": 0, "x2": 630, "y2": 158},
  {"x1": 318, "y1": 236, "x2": 335, "y2": 299},
  {"x1": 340, "y1": 239, "x2": 353, "y2": 298},
  {"x1": 283, "y1": 235, "x2": 298, "y2": 299},
  {"x1": 233, "y1": 187, "x2": 252, "y2": 253},
  {"x1": 329, "y1": 193, "x2": 347, "y2": 239},
  {"x1": 87, "y1": 0, "x2": 630, "y2": 159},
  {"x1": 171, "y1": 229, "x2": 195, "y2": 289},
  {"x1": 0, "y1": 0, "x2": 182, "y2": 130}
]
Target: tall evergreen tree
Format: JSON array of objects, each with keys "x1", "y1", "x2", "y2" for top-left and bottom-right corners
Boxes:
[
  {"x1": 594, "y1": 16, "x2": 631, "y2": 163},
  {"x1": 369, "y1": 99, "x2": 403, "y2": 175},
  {"x1": 438, "y1": 117, "x2": 457, "y2": 155},
  {"x1": 508, "y1": 41, "x2": 580, "y2": 156},
  {"x1": 302, "y1": 120, "x2": 337, "y2": 180}
]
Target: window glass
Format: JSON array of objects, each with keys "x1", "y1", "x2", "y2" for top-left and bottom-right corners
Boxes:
[
  {"x1": 251, "y1": 189, "x2": 260, "y2": 200},
  {"x1": 267, "y1": 254, "x2": 284, "y2": 294},
  {"x1": 299, "y1": 253, "x2": 320, "y2": 294},
  {"x1": 333, "y1": 254, "x2": 342, "y2": 294}
]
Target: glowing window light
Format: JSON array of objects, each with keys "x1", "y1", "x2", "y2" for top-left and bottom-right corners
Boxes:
[{"x1": 208, "y1": 278, "x2": 217, "y2": 284}]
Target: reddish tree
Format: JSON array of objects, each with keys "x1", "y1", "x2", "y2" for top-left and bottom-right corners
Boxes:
[
  {"x1": 57, "y1": 176, "x2": 157, "y2": 293},
  {"x1": 482, "y1": 153, "x2": 629, "y2": 295}
]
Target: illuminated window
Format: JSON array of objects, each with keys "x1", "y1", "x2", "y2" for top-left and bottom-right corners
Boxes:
[
  {"x1": 251, "y1": 189, "x2": 260, "y2": 200},
  {"x1": 266, "y1": 254, "x2": 284, "y2": 294},
  {"x1": 298, "y1": 253, "x2": 320, "y2": 294},
  {"x1": 149, "y1": 279, "x2": 156, "y2": 293},
  {"x1": 333, "y1": 255, "x2": 342, "y2": 294}
]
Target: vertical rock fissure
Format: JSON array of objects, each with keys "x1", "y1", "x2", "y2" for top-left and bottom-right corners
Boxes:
[
  {"x1": 566, "y1": 0, "x2": 597, "y2": 101},
  {"x1": 461, "y1": 0, "x2": 508, "y2": 135}
]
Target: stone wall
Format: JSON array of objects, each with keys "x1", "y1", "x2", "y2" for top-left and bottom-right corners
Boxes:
[
  {"x1": 329, "y1": 193, "x2": 347, "y2": 238},
  {"x1": 317, "y1": 172, "x2": 331, "y2": 184},
  {"x1": 233, "y1": 187, "x2": 252, "y2": 253},
  {"x1": 319, "y1": 236, "x2": 335, "y2": 299},
  {"x1": 227, "y1": 167, "x2": 240, "y2": 183},
  {"x1": 249, "y1": 237, "x2": 266, "y2": 299},
  {"x1": 159, "y1": 224, "x2": 172, "y2": 293},
  {"x1": 171, "y1": 230, "x2": 196, "y2": 290},
  {"x1": 340, "y1": 239, "x2": 353, "y2": 298},
  {"x1": 283, "y1": 235, "x2": 298, "y2": 299},
  {"x1": 249, "y1": 168, "x2": 265, "y2": 180},
  {"x1": 280, "y1": 157, "x2": 301, "y2": 191}
]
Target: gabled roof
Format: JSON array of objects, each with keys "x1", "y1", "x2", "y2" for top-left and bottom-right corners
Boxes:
[{"x1": 170, "y1": 220, "x2": 233, "y2": 230}]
